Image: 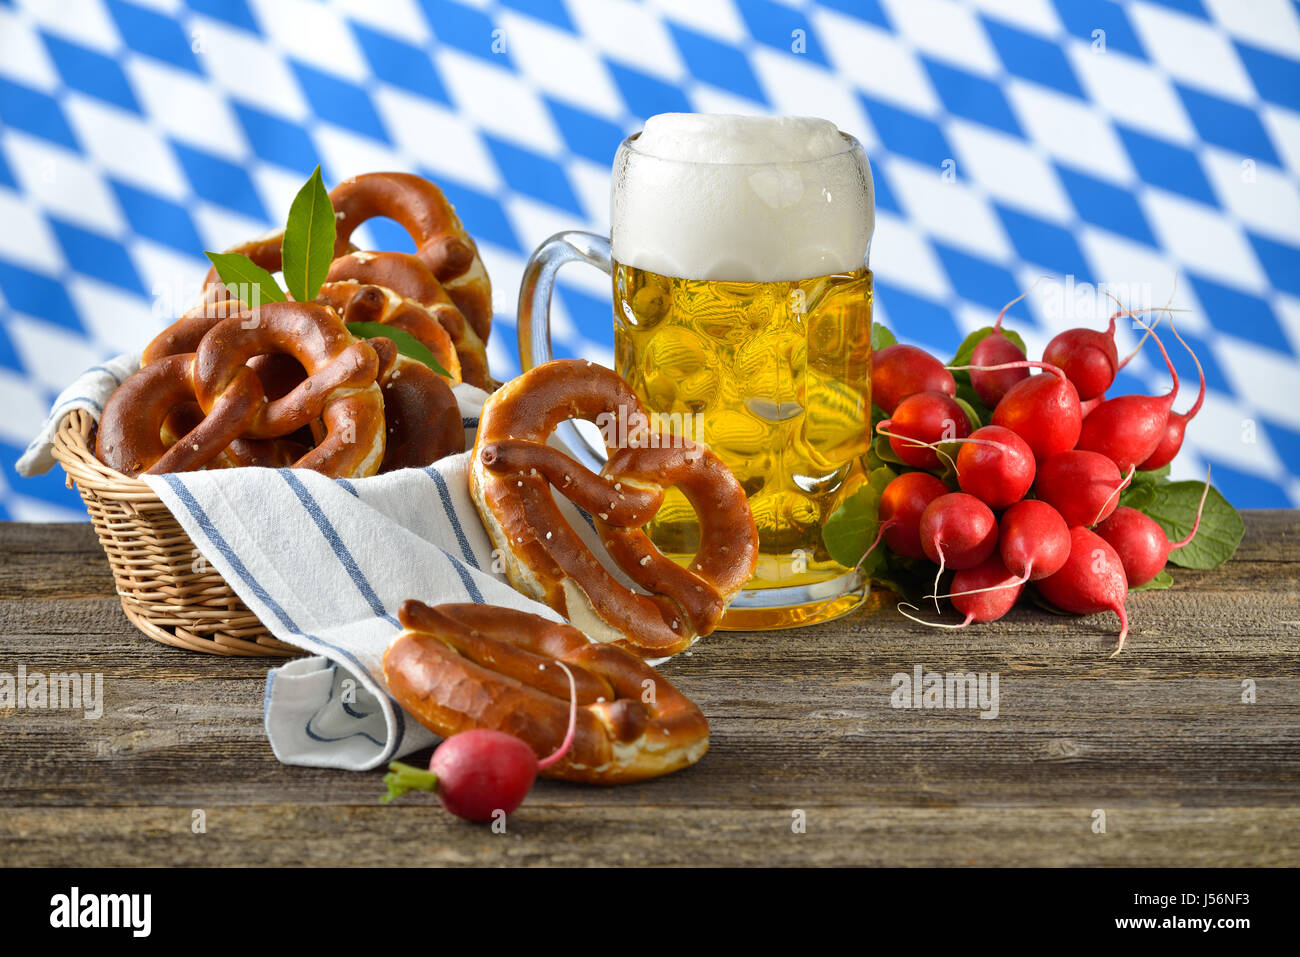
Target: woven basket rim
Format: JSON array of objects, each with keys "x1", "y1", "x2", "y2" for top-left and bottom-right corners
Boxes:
[{"x1": 51, "y1": 408, "x2": 158, "y2": 500}]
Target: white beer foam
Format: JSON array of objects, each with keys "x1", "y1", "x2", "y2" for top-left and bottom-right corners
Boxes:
[{"x1": 612, "y1": 113, "x2": 874, "y2": 282}]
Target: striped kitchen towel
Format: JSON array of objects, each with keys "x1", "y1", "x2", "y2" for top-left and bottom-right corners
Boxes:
[{"x1": 18, "y1": 357, "x2": 616, "y2": 771}]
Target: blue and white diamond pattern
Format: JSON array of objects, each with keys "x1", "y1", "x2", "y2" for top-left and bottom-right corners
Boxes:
[{"x1": 1, "y1": 0, "x2": 1299, "y2": 519}]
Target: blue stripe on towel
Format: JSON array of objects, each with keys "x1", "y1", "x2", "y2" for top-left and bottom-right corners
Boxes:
[
  {"x1": 163, "y1": 472, "x2": 405, "y2": 758},
  {"x1": 423, "y1": 466, "x2": 479, "y2": 569},
  {"x1": 278, "y1": 469, "x2": 400, "y2": 629}
]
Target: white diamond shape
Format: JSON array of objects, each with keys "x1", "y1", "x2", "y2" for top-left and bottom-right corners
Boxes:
[
  {"x1": 125, "y1": 57, "x2": 247, "y2": 161},
  {"x1": 1066, "y1": 42, "x2": 1196, "y2": 145},
  {"x1": 1006, "y1": 79, "x2": 1134, "y2": 184},
  {"x1": 187, "y1": 16, "x2": 309, "y2": 121},
  {"x1": 373, "y1": 86, "x2": 501, "y2": 192},
  {"x1": 813, "y1": 9, "x2": 941, "y2": 117},
  {"x1": 946, "y1": 119, "x2": 1073, "y2": 222},
  {"x1": 437, "y1": 49, "x2": 563, "y2": 156},
  {"x1": 64, "y1": 93, "x2": 189, "y2": 200},
  {"x1": 1129, "y1": 1, "x2": 1257, "y2": 104},
  {"x1": 566, "y1": 0, "x2": 685, "y2": 81},
  {"x1": 498, "y1": 11, "x2": 624, "y2": 119},
  {"x1": 879, "y1": 0, "x2": 1001, "y2": 76}
]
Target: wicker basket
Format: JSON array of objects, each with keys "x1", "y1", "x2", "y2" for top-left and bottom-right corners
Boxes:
[{"x1": 51, "y1": 408, "x2": 301, "y2": 657}]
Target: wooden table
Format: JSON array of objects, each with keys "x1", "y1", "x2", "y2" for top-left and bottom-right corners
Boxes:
[{"x1": 1, "y1": 514, "x2": 1297, "y2": 867}]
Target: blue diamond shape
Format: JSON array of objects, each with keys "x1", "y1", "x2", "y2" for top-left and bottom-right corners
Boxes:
[
  {"x1": 232, "y1": 102, "x2": 321, "y2": 175},
  {"x1": 110, "y1": 179, "x2": 205, "y2": 258},
  {"x1": 607, "y1": 62, "x2": 691, "y2": 120},
  {"x1": 930, "y1": 241, "x2": 1030, "y2": 320},
  {"x1": 1161, "y1": 326, "x2": 1231, "y2": 399},
  {"x1": 875, "y1": 281, "x2": 963, "y2": 353},
  {"x1": 483, "y1": 135, "x2": 582, "y2": 216},
  {"x1": 291, "y1": 62, "x2": 389, "y2": 143},
  {"x1": 0, "y1": 262, "x2": 83, "y2": 331},
  {"x1": 923, "y1": 58, "x2": 1022, "y2": 137},
  {"x1": 49, "y1": 217, "x2": 146, "y2": 295},
  {"x1": 870, "y1": 160, "x2": 900, "y2": 216},
  {"x1": 858, "y1": 93, "x2": 955, "y2": 167},
  {"x1": 108, "y1": 0, "x2": 201, "y2": 74},
  {"x1": 547, "y1": 99, "x2": 627, "y2": 166},
  {"x1": 5, "y1": 438, "x2": 88, "y2": 511},
  {"x1": 352, "y1": 23, "x2": 450, "y2": 105},
  {"x1": 1236, "y1": 41, "x2": 1300, "y2": 112},
  {"x1": 41, "y1": 34, "x2": 141, "y2": 113},
  {"x1": 172, "y1": 143, "x2": 268, "y2": 221},
  {"x1": 1116, "y1": 125, "x2": 1216, "y2": 206},
  {"x1": 995, "y1": 204, "x2": 1092, "y2": 281},
  {"x1": 1262, "y1": 416, "x2": 1300, "y2": 483},
  {"x1": 739, "y1": 0, "x2": 828, "y2": 67},
  {"x1": 1196, "y1": 457, "x2": 1290, "y2": 508},
  {"x1": 434, "y1": 177, "x2": 519, "y2": 252},
  {"x1": 1055, "y1": 165, "x2": 1156, "y2": 247},
  {"x1": 1248, "y1": 232, "x2": 1300, "y2": 299},
  {"x1": 0, "y1": 313, "x2": 22, "y2": 371},
  {"x1": 184, "y1": 0, "x2": 259, "y2": 34},
  {"x1": 419, "y1": 0, "x2": 513, "y2": 68},
  {"x1": 499, "y1": 0, "x2": 573, "y2": 30},
  {"x1": 557, "y1": 283, "x2": 612, "y2": 347},
  {"x1": 815, "y1": 0, "x2": 890, "y2": 28},
  {"x1": 0, "y1": 146, "x2": 15, "y2": 190},
  {"x1": 1051, "y1": 0, "x2": 1146, "y2": 59},
  {"x1": 982, "y1": 18, "x2": 1084, "y2": 100},
  {"x1": 1177, "y1": 84, "x2": 1280, "y2": 167},
  {"x1": 668, "y1": 23, "x2": 767, "y2": 104},
  {"x1": 0, "y1": 78, "x2": 80, "y2": 149},
  {"x1": 1188, "y1": 272, "x2": 1292, "y2": 356}
]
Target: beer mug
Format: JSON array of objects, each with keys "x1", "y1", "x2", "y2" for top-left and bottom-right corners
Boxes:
[{"x1": 518, "y1": 114, "x2": 875, "y2": 628}]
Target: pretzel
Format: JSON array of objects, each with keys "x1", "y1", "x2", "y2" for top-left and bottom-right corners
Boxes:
[
  {"x1": 373, "y1": 354, "x2": 464, "y2": 471},
  {"x1": 327, "y1": 251, "x2": 494, "y2": 390},
  {"x1": 469, "y1": 359, "x2": 758, "y2": 658},
  {"x1": 384, "y1": 600, "x2": 710, "y2": 784},
  {"x1": 330, "y1": 173, "x2": 493, "y2": 344},
  {"x1": 314, "y1": 278, "x2": 463, "y2": 385}
]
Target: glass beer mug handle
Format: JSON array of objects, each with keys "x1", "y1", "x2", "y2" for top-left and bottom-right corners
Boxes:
[{"x1": 516, "y1": 230, "x2": 613, "y2": 470}]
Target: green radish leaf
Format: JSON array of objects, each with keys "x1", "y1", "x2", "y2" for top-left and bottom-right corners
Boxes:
[
  {"x1": 1130, "y1": 464, "x2": 1171, "y2": 486},
  {"x1": 282, "y1": 165, "x2": 337, "y2": 303},
  {"x1": 1142, "y1": 481, "x2": 1244, "y2": 570},
  {"x1": 954, "y1": 382, "x2": 993, "y2": 424},
  {"x1": 872, "y1": 433, "x2": 910, "y2": 468},
  {"x1": 346, "y1": 321, "x2": 452, "y2": 379},
  {"x1": 871, "y1": 321, "x2": 897, "y2": 351},
  {"x1": 822, "y1": 467, "x2": 893, "y2": 568},
  {"x1": 948, "y1": 326, "x2": 1029, "y2": 387},
  {"x1": 950, "y1": 395, "x2": 985, "y2": 432},
  {"x1": 1119, "y1": 482, "x2": 1156, "y2": 512},
  {"x1": 204, "y1": 251, "x2": 287, "y2": 305},
  {"x1": 1130, "y1": 568, "x2": 1174, "y2": 592}
]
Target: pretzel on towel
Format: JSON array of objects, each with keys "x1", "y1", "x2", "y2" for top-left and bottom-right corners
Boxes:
[
  {"x1": 469, "y1": 359, "x2": 758, "y2": 658},
  {"x1": 384, "y1": 600, "x2": 710, "y2": 785}
]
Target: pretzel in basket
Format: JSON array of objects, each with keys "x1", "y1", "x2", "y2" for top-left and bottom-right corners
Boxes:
[
  {"x1": 326, "y1": 250, "x2": 494, "y2": 390},
  {"x1": 469, "y1": 359, "x2": 758, "y2": 658},
  {"x1": 384, "y1": 600, "x2": 710, "y2": 784},
  {"x1": 100, "y1": 302, "x2": 387, "y2": 478}
]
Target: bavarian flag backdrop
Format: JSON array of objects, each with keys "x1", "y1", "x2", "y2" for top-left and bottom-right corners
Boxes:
[{"x1": 1, "y1": 0, "x2": 1298, "y2": 517}]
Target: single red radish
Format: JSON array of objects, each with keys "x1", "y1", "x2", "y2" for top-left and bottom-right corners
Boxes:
[
  {"x1": 1076, "y1": 311, "x2": 1180, "y2": 472},
  {"x1": 1042, "y1": 310, "x2": 1120, "y2": 401},
  {"x1": 1137, "y1": 318, "x2": 1205, "y2": 471},
  {"x1": 381, "y1": 661, "x2": 577, "y2": 822},
  {"x1": 966, "y1": 361, "x2": 1082, "y2": 462},
  {"x1": 951, "y1": 425, "x2": 1035, "y2": 509},
  {"x1": 871, "y1": 344, "x2": 956, "y2": 415},
  {"x1": 878, "y1": 472, "x2": 952, "y2": 559},
  {"x1": 968, "y1": 284, "x2": 1039, "y2": 407},
  {"x1": 999, "y1": 499, "x2": 1071, "y2": 582},
  {"x1": 919, "y1": 492, "x2": 998, "y2": 608},
  {"x1": 876, "y1": 390, "x2": 972, "y2": 470},
  {"x1": 949, "y1": 554, "x2": 1026, "y2": 623},
  {"x1": 1094, "y1": 470, "x2": 1211, "y2": 586},
  {"x1": 1036, "y1": 526, "x2": 1131, "y2": 655},
  {"x1": 1035, "y1": 450, "x2": 1132, "y2": 528}
]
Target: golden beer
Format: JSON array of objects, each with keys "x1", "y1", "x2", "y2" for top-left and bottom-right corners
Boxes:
[
  {"x1": 613, "y1": 261, "x2": 873, "y2": 626},
  {"x1": 519, "y1": 113, "x2": 876, "y2": 628}
]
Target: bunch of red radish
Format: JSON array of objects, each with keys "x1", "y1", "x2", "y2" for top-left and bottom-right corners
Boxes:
[{"x1": 870, "y1": 293, "x2": 1208, "y2": 655}]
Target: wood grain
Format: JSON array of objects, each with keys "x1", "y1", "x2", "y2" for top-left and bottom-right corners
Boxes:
[{"x1": 0, "y1": 514, "x2": 1297, "y2": 866}]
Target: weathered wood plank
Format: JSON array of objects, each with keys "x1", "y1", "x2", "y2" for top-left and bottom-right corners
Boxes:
[{"x1": 0, "y1": 512, "x2": 1297, "y2": 866}]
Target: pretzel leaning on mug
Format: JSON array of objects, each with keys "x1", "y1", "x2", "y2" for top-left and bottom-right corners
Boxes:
[
  {"x1": 469, "y1": 358, "x2": 758, "y2": 659},
  {"x1": 384, "y1": 600, "x2": 710, "y2": 784}
]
